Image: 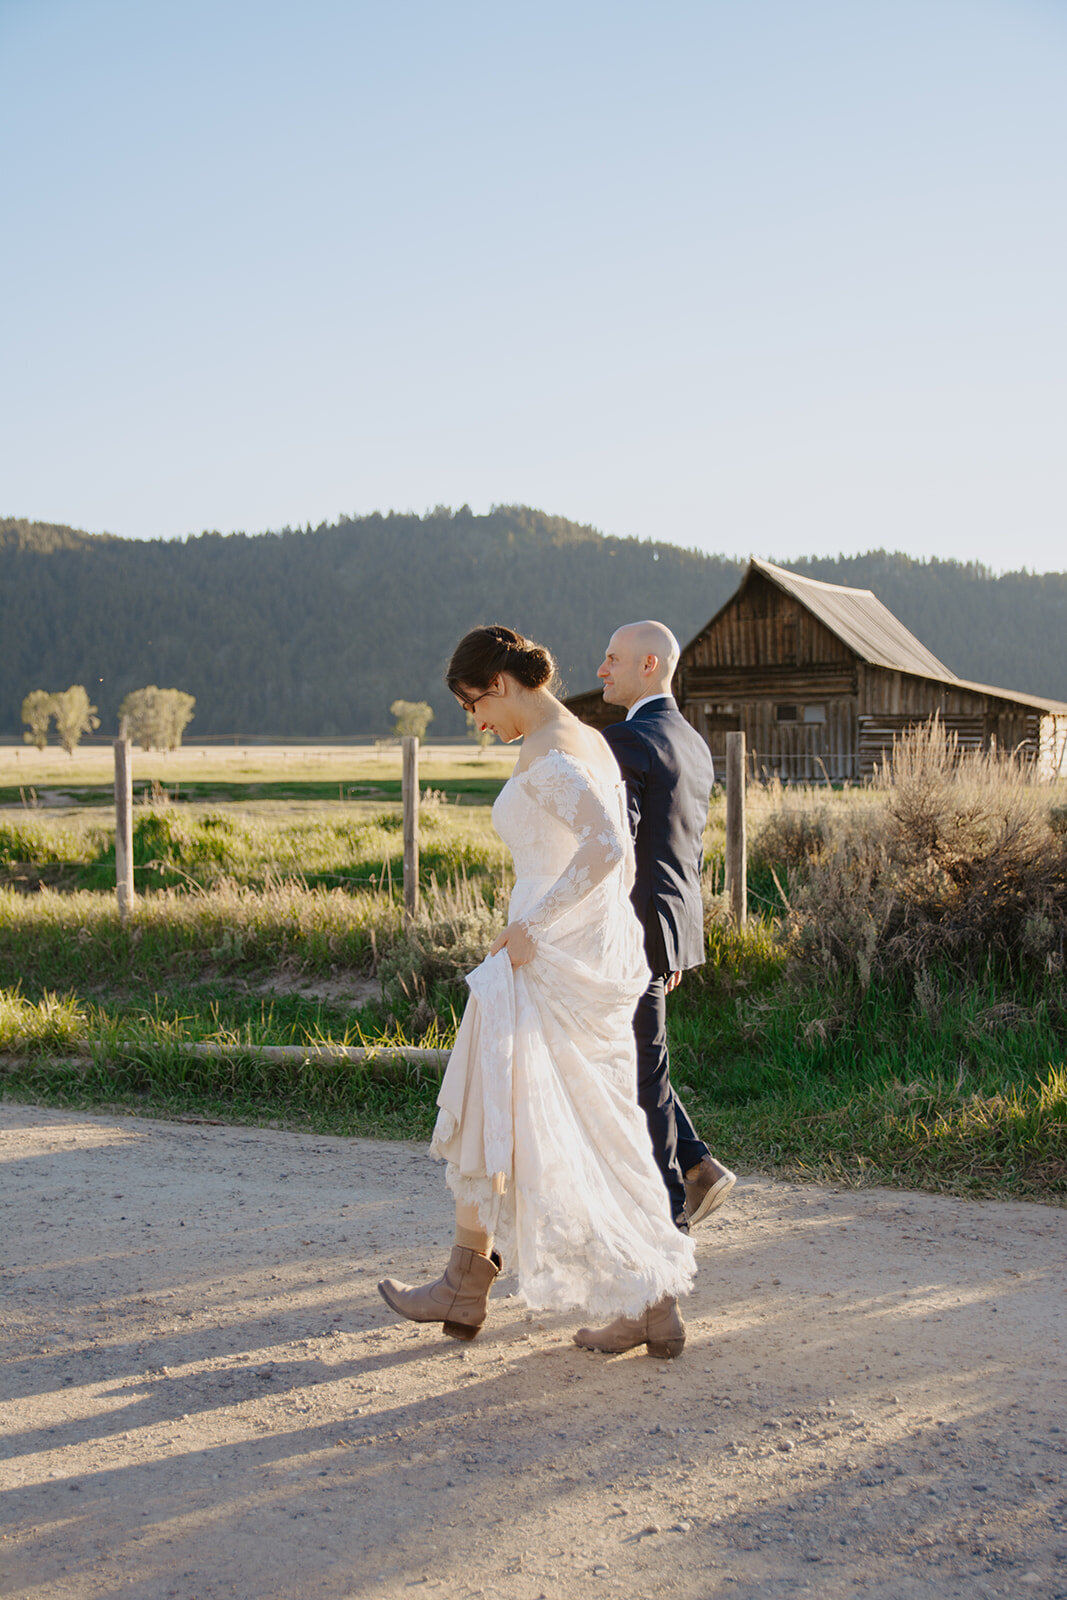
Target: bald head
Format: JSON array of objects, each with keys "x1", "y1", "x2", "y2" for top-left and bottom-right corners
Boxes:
[{"x1": 597, "y1": 620, "x2": 680, "y2": 709}]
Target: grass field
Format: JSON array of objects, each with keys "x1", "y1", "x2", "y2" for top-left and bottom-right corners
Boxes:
[
  {"x1": 0, "y1": 741, "x2": 518, "y2": 893},
  {"x1": 0, "y1": 739, "x2": 517, "y2": 806},
  {"x1": 2, "y1": 738, "x2": 1064, "y2": 1201}
]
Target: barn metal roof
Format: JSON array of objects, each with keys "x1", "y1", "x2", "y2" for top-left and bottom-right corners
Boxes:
[
  {"x1": 747, "y1": 560, "x2": 1067, "y2": 713},
  {"x1": 750, "y1": 559, "x2": 958, "y2": 680},
  {"x1": 949, "y1": 677, "x2": 1067, "y2": 715}
]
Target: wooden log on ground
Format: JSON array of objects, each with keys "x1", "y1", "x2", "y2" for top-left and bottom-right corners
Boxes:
[
  {"x1": 0, "y1": 1042, "x2": 450, "y2": 1075},
  {"x1": 181, "y1": 1041, "x2": 448, "y2": 1068}
]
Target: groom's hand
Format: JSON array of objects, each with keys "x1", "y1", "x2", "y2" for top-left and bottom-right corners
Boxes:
[
  {"x1": 665, "y1": 971, "x2": 682, "y2": 994},
  {"x1": 489, "y1": 921, "x2": 537, "y2": 968}
]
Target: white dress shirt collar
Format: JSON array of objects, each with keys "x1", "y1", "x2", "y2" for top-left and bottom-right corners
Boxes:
[{"x1": 625, "y1": 692, "x2": 670, "y2": 721}]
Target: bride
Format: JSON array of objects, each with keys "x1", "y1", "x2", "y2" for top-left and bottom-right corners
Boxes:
[{"x1": 378, "y1": 624, "x2": 696, "y2": 1358}]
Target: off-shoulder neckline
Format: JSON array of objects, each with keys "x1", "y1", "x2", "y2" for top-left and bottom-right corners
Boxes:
[{"x1": 512, "y1": 746, "x2": 616, "y2": 787}]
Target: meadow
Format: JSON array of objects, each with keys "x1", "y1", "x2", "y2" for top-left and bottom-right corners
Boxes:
[{"x1": 1, "y1": 735, "x2": 1064, "y2": 1201}]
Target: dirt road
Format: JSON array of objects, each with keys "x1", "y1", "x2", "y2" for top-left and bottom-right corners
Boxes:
[{"x1": 2, "y1": 1102, "x2": 1065, "y2": 1600}]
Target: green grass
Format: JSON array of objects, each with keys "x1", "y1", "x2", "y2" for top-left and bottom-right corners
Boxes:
[
  {"x1": 0, "y1": 741, "x2": 518, "y2": 808},
  {"x1": 0, "y1": 873, "x2": 476, "y2": 1069},
  {"x1": 0, "y1": 981, "x2": 386, "y2": 1053},
  {"x1": 2, "y1": 1033, "x2": 443, "y2": 1140},
  {"x1": 0, "y1": 765, "x2": 873, "y2": 908},
  {"x1": 0, "y1": 882, "x2": 387, "y2": 986},
  {"x1": 0, "y1": 775, "x2": 513, "y2": 808},
  {"x1": 668, "y1": 936, "x2": 1066, "y2": 1200},
  {"x1": 0, "y1": 799, "x2": 510, "y2": 894}
]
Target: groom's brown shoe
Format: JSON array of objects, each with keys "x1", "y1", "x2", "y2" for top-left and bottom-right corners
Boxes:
[
  {"x1": 684, "y1": 1155, "x2": 736, "y2": 1226},
  {"x1": 573, "y1": 1295, "x2": 686, "y2": 1359}
]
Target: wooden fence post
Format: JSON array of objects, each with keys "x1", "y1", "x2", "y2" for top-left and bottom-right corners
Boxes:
[
  {"x1": 725, "y1": 730, "x2": 747, "y2": 929},
  {"x1": 402, "y1": 736, "x2": 420, "y2": 921},
  {"x1": 114, "y1": 736, "x2": 135, "y2": 922}
]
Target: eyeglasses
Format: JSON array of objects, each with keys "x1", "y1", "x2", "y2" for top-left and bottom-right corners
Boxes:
[{"x1": 457, "y1": 689, "x2": 492, "y2": 716}]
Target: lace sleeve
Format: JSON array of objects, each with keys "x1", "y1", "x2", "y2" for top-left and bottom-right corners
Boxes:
[{"x1": 515, "y1": 751, "x2": 628, "y2": 938}]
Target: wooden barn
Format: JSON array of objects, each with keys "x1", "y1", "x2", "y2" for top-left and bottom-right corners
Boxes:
[{"x1": 568, "y1": 558, "x2": 1067, "y2": 782}]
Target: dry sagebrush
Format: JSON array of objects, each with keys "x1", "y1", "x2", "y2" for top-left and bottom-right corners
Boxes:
[{"x1": 769, "y1": 723, "x2": 1067, "y2": 985}]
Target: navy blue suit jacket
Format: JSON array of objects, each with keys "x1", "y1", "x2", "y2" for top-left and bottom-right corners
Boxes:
[{"x1": 603, "y1": 697, "x2": 715, "y2": 977}]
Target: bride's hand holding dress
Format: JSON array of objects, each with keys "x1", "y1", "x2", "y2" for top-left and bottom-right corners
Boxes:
[{"x1": 487, "y1": 920, "x2": 536, "y2": 967}]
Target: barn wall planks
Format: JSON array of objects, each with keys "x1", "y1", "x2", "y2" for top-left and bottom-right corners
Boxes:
[{"x1": 674, "y1": 568, "x2": 1067, "y2": 783}]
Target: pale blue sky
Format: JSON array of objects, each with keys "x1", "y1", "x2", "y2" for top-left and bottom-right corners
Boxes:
[{"x1": 2, "y1": 0, "x2": 1065, "y2": 570}]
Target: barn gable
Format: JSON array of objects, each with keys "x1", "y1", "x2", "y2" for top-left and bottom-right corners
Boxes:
[
  {"x1": 684, "y1": 559, "x2": 959, "y2": 680},
  {"x1": 743, "y1": 560, "x2": 956, "y2": 680}
]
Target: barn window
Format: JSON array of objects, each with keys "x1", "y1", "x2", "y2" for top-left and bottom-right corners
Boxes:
[
  {"x1": 776, "y1": 705, "x2": 798, "y2": 723},
  {"x1": 803, "y1": 704, "x2": 827, "y2": 725}
]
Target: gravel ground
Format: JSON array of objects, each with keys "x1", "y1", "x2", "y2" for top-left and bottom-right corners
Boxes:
[{"x1": 1, "y1": 1101, "x2": 1065, "y2": 1600}]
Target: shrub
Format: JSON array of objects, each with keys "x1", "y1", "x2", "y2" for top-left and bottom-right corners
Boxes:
[
  {"x1": 0, "y1": 987, "x2": 88, "y2": 1053},
  {"x1": 782, "y1": 722, "x2": 1067, "y2": 984},
  {"x1": 84, "y1": 808, "x2": 238, "y2": 890},
  {"x1": 749, "y1": 779, "x2": 835, "y2": 873},
  {"x1": 377, "y1": 873, "x2": 505, "y2": 1031},
  {"x1": 0, "y1": 820, "x2": 91, "y2": 868}
]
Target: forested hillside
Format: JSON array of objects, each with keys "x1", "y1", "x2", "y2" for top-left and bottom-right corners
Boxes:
[{"x1": 2, "y1": 508, "x2": 1065, "y2": 737}]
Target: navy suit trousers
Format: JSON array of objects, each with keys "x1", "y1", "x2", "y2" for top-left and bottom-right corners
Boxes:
[{"x1": 634, "y1": 975, "x2": 709, "y2": 1222}]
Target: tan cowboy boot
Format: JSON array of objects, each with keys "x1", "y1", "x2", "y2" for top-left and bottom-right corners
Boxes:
[
  {"x1": 378, "y1": 1246, "x2": 500, "y2": 1341},
  {"x1": 573, "y1": 1294, "x2": 686, "y2": 1359}
]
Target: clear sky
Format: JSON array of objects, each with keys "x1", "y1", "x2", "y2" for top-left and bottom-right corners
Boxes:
[{"x1": 2, "y1": 0, "x2": 1065, "y2": 571}]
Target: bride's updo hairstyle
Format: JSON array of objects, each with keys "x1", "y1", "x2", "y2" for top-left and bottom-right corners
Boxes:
[{"x1": 447, "y1": 624, "x2": 555, "y2": 698}]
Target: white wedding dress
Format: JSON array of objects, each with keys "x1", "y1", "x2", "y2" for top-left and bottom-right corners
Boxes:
[{"x1": 430, "y1": 747, "x2": 696, "y2": 1319}]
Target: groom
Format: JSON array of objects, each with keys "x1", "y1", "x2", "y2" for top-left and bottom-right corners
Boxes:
[{"x1": 598, "y1": 620, "x2": 736, "y2": 1230}]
